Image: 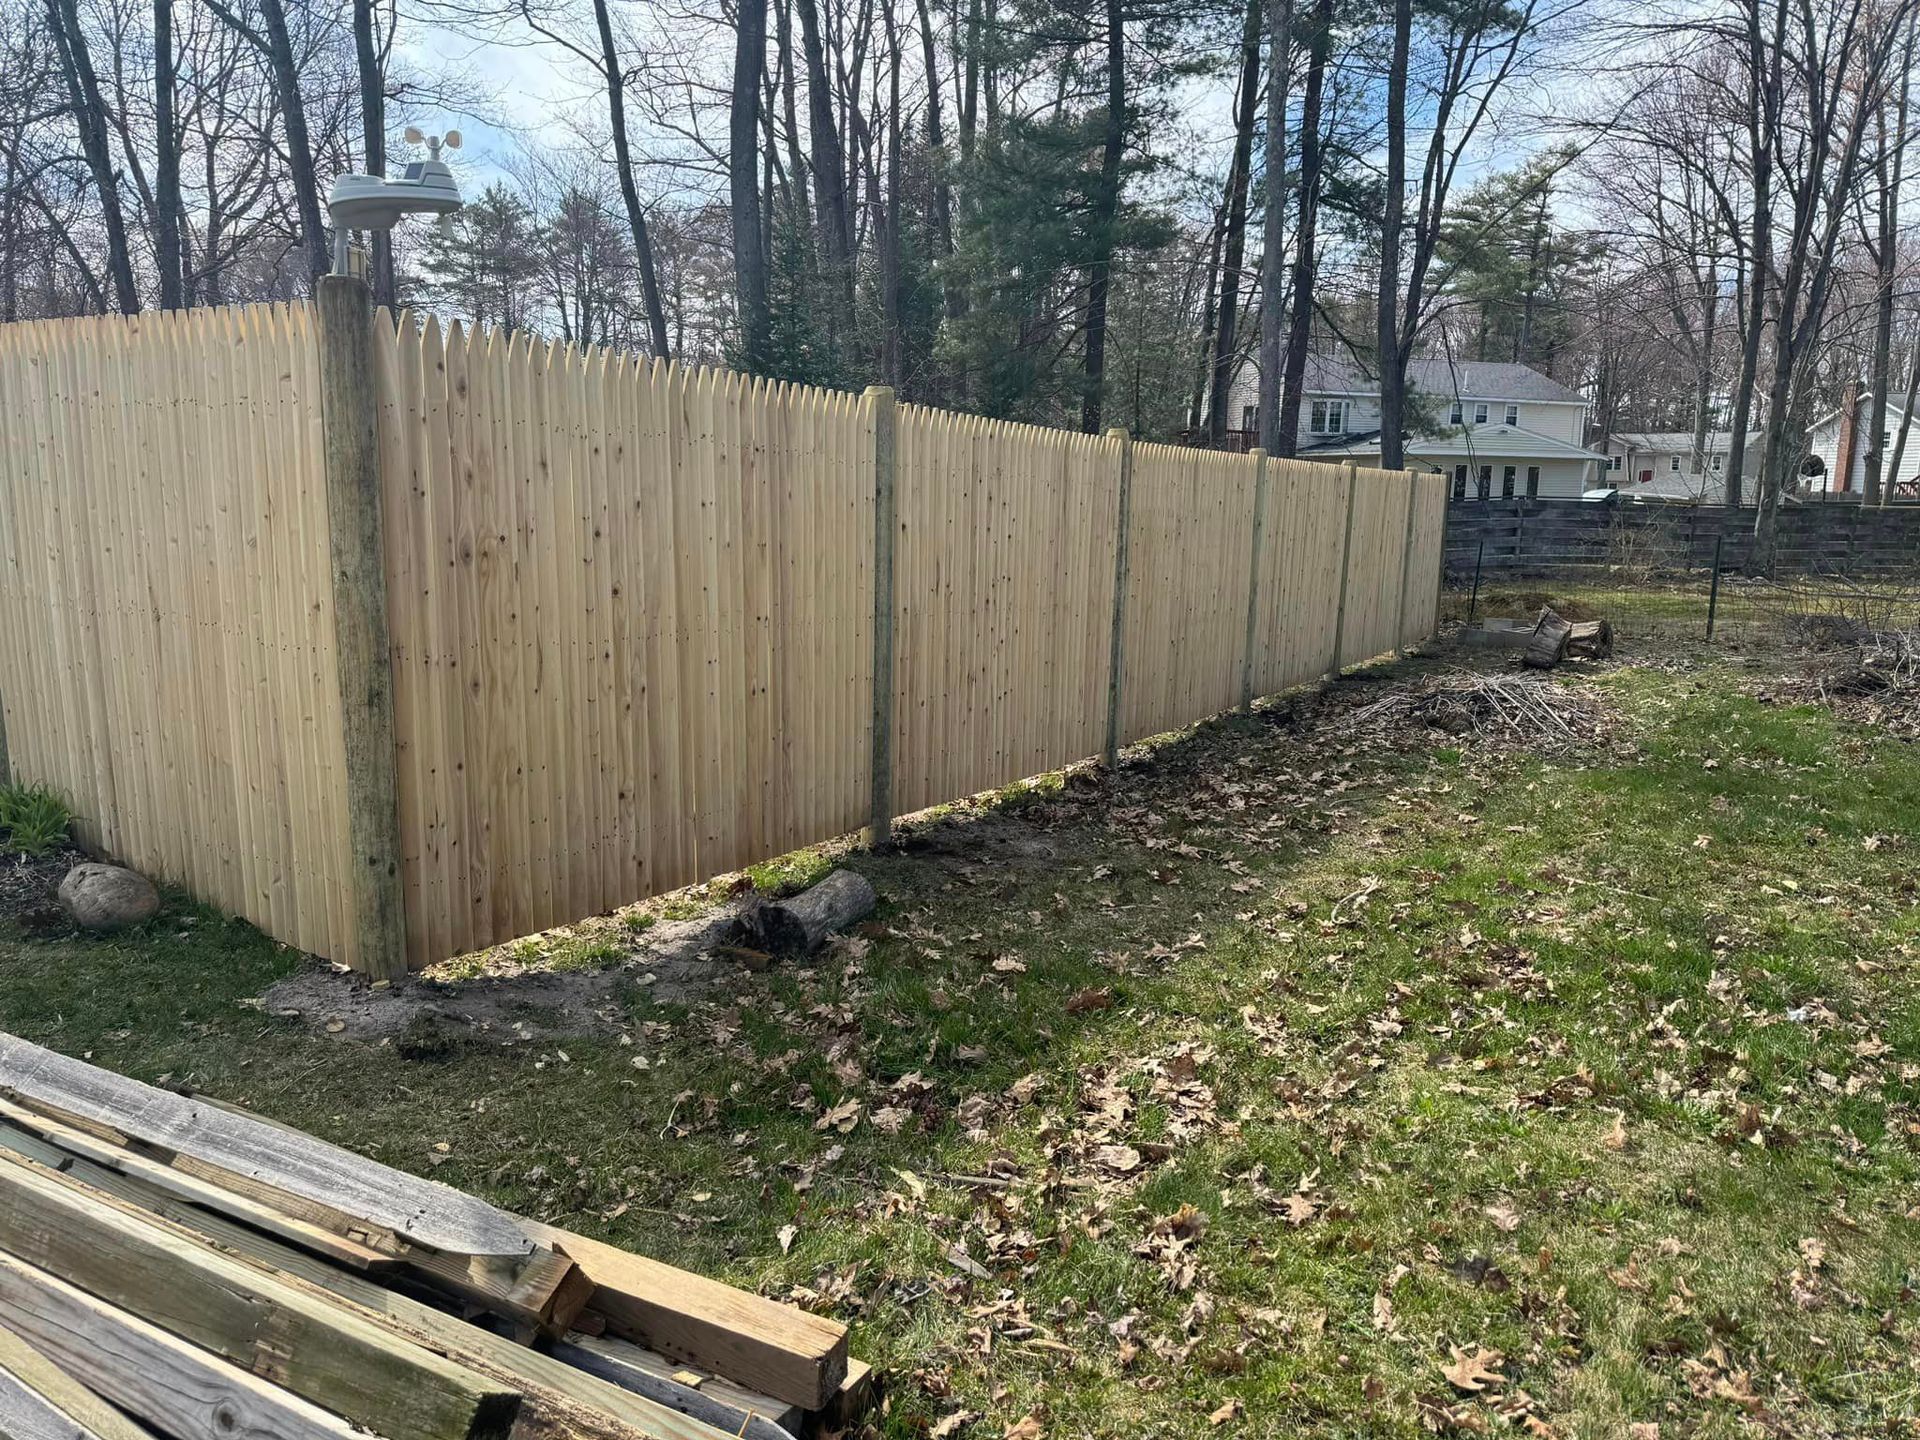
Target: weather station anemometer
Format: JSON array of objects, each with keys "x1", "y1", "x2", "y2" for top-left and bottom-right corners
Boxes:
[{"x1": 326, "y1": 127, "x2": 466, "y2": 274}]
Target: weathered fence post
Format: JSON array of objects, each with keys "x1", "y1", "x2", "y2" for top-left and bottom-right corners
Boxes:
[
  {"x1": 316, "y1": 274, "x2": 407, "y2": 981},
  {"x1": 1467, "y1": 539, "x2": 1485, "y2": 622},
  {"x1": 1706, "y1": 533, "x2": 1725, "y2": 642},
  {"x1": 1103, "y1": 426, "x2": 1135, "y2": 769},
  {"x1": 1432, "y1": 482, "x2": 1452, "y2": 638},
  {"x1": 1239, "y1": 447, "x2": 1270, "y2": 710},
  {"x1": 1327, "y1": 460, "x2": 1360, "y2": 679},
  {"x1": 866, "y1": 385, "x2": 898, "y2": 847},
  {"x1": 1393, "y1": 468, "x2": 1420, "y2": 655},
  {"x1": 0, "y1": 684, "x2": 10, "y2": 787}
]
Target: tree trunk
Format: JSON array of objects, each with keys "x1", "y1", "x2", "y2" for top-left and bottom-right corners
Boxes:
[
  {"x1": 1255, "y1": 0, "x2": 1292, "y2": 450},
  {"x1": 593, "y1": 0, "x2": 672, "y2": 356},
  {"x1": 1275, "y1": 0, "x2": 1327, "y2": 459},
  {"x1": 44, "y1": 0, "x2": 140, "y2": 313},
  {"x1": 1886, "y1": 329, "x2": 1920, "y2": 500},
  {"x1": 351, "y1": 0, "x2": 396, "y2": 307},
  {"x1": 153, "y1": 0, "x2": 183, "y2": 309},
  {"x1": 794, "y1": 0, "x2": 856, "y2": 329},
  {"x1": 1206, "y1": 0, "x2": 1262, "y2": 446},
  {"x1": 1864, "y1": 29, "x2": 1910, "y2": 507},
  {"x1": 1081, "y1": 0, "x2": 1125, "y2": 434},
  {"x1": 731, "y1": 0, "x2": 771, "y2": 369},
  {"x1": 1722, "y1": 0, "x2": 1781, "y2": 513},
  {"x1": 1374, "y1": 0, "x2": 1412, "y2": 468},
  {"x1": 250, "y1": 0, "x2": 330, "y2": 287},
  {"x1": 1188, "y1": 206, "x2": 1225, "y2": 432}
]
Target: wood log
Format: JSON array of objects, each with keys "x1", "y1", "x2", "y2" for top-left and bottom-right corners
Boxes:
[
  {"x1": 0, "y1": 1151, "x2": 521, "y2": 1440},
  {"x1": 1523, "y1": 609, "x2": 1574, "y2": 670},
  {"x1": 734, "y1": 871, "x2": 876, "y2": 956},
  {"x1": 0, "y1": 1318, "x2": 151, "y2": 1440},
  {"x1": 0, "y1": 1032, "x2": 533, "y2": 1257},
  {"x1": 0, "y1": 1252, "x2": 372, "y2": 1440},
  {"x1": 1566, "y1": 619, "x2": 1613, "y2": 658}
]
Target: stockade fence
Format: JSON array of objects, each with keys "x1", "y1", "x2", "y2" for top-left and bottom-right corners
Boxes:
[{"x1": 0, "y1": 278, "x2": 1447, "y2": 975}]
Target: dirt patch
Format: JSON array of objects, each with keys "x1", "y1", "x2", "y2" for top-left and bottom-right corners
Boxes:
[
  {"x1": 259, "y1": 908, "x2": 755, "y2": 1045},
  {"x1": 0, "y1": 847, "x2": 85, "y2": 934}
]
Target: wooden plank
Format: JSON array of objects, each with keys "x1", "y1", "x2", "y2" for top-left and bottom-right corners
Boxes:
[
  {"x1": 315, "y1": 275, "x2": 407, "y2": 977},
  {"x1": 0, "y1": 1320, "x2": 151, "y2": 1440},
  {"x1": 551, "y1": 1336, "x2": 801, "y2": 1440},
  {"x1": 1102, "y1": 427, "x2": 1133, "y2": 767},
  {"x1": 0, "y1": 1252, "x2": 369, "y2": 1440},
  {"x1": 0, "y1": 1152, "x2": 519, "y2": 1440},
  {"x1": 0, "y1": 1032, "x2": 532, "y2": 1258},
  {"x1": 522, "y1": 1220, "x2": 848, "y2": 1413},
  {"x1": 865, "y1": 385, "x2": 897, "y2": 844}
]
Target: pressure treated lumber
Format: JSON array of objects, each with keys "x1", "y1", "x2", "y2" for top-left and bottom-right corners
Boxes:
[
  {"x1": 0, "y1": 1152, "x2": 520, "y2": 1440},
  {"x1": 0, "y1": 1135, "x2": 746, "y2": 1440},
  {"x1": 523, "y1": 1221, "x2": 849, "y2": 1413},
  {"x1": 866, "y1": 385, "x2": 898, "y2": 846},
  {"x1": 0, "y1": 1032, "x2": 532, "y2": 1257},
  {"x1": 552, "y1": 1337, "x2": 800, "y2": 1440},
  {"x1": 0, "y1": 1318, "x2": 151, "y2": 1440},
  {"x1": 317, "y1": 275, "x2": 407, "y2": 978},
  {"x1": 0, "y1": 1252, "x2": 371, "y2": 1440}
]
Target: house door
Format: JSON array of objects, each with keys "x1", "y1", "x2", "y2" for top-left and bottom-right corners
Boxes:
[{"x1": 1638, "y1": 469, "x2": 1653, "y2": 486}]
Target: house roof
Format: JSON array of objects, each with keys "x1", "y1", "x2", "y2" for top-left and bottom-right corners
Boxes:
[
  {"x1": 1805, "y1": 396, "x2": 1912, "y2": 435},
  {"x1": 1298, "y1": 353, "x2": 1586, "y2": 405},
  {"x1": 1300, "y1": 421, "x2": 1607, "y2": 463},
  {"x1": 1608, "y1": 431, "x2": 1760, "y2": 451}
]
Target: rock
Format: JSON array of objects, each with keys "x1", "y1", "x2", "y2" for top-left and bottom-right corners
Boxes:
[{"x1": 57, "y1": 863, "x2": 161, "y2": 933}]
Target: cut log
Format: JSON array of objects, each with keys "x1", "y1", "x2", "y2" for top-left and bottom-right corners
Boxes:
[
  {"x1": 1566, "y1": 619, "x2": 1613, "y2": 658},
  {"x1": 734, "y1": 871, "x2": 876, "y2": 956},
  {"x1": 0, "y1": 1252, "x2": 370, "y2": 1440},
  {"x1": 0, "y1": 1032, "x2": 533, "y2": 1257},
  {"x1": 524, "y1": 1221, "x2": 849, "y2": 1412},
  {"x1": 0, "y1": 1151, "x2": 520, "y2": 1440},
  {"x1": 552, "y1": 1336, "x2": 801, "y2": 1440},
  {"x1": 0, "y1": 1320, "x2": 151, "y2": 1440},
  {"x1": 1523, "y1": 609, "x2": 1574, "y2": 670}
]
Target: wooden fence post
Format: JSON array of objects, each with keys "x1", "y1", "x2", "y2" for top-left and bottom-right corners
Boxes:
[
  {"x1": 0, "y1": 685, "x2": 10, "y2": 788},
  {"x1": 866, "y1": 385, "x2": 898, "y2": 847},
  {"x1": 1433, "y1": 481, "x2": 1452, "y2": 635},
  {"x1": 316, "y1": 275, "x2": 407, "y2": 981},
  {"x1": 1327, "y1": 460, "x2": 1360, "y2": 679},
  {"x1": 1393, "y1": 469, "x2": 1420, "y2": 655},
  {"x1": 1239, "y1": 448, "x2": 1269, "y2": 709},
  {"x1": 1103, "y1": 426, "x2": 1135, "y2": 770}
]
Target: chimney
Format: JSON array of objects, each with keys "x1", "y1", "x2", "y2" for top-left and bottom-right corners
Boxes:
[{"x1": 1833, "y1": 377, "x2": 1861, "y2": 493}]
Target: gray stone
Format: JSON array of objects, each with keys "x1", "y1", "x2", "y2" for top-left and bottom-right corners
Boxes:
[{"x1": 57, "y1": 863, "x2": 160, "y2": 933}]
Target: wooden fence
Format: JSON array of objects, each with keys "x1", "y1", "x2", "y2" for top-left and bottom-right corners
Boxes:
[{"x1": 0, "y1": 285, "x2": 1446, "y2": 973}]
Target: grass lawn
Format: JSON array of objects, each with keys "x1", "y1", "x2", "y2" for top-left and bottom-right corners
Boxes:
[{"x1": 3, "y1": 652, "x2": 1919, "y2": 1439}]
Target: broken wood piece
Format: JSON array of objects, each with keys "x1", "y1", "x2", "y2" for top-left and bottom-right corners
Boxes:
[
  {"x1": 0, "y1": 1316, "x2": 151, "y2": 1440},
  {"x1": 1523, "y1": 608, "x2": 1575, "y2": 670},
  {"x1": 734, "y1": 870, "x2": 876, "y2": 956},
  {"x1": 0, "y1": 1033, "x2": 533, "y2": 1258},
  {"x1": 816, "y1": 1359, "x2": 877, "y2": 1435},
  {"x1": 0, "y1": 1252, "x2": 373, "y2": 1440},
  {"x1": 0, "y1": 1150, "x2": 521, "y2": 1440},
  {"x1": 523, "y1": 1220, "x2": 850, "y2": 1412},
  {"x1": 552, "y1": 1336, "x2": 801, "y2": 1440}
]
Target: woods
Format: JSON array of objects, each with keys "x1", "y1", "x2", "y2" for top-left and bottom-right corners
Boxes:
[{"x1": 0, "y1": 0, "x2": 1915, "y2": 471}]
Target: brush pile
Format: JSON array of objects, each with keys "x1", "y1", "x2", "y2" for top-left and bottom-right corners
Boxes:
[
  {"x1": 1804, "y1": 628, "x2": 1920, "y2": 738},
  {"x1": 1345, "y1": 670, "x2": 1611, "y2": 749}
]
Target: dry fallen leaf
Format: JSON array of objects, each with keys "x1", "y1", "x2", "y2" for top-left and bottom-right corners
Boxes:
[
  {"x1": 929, "y1": 1411, "x2": 979, "y2": 1439},
  {"x1": 1066, "y1": 986, "x2": 1115, "y2": 1014},
  {"x1": 1208, "y1": 1397, "x2": 1243, "y2": 1425},
  {"x1": 776, "y1": 1224, "x2": 797, "y2": 1254},
  {"x1": 1485, "y1": 1200, "x2": 1523, "y2": 1233},
  {"x1": 1442, "y1": 1345, "x2": 1506, "y2": 1394},
  {"x1": 1003, "y1": 1414, "x2": 1043, "y2": 1440},
  {"x1": 1603, "y1": 1111, "x2": 1629, "y2": 1151},
  {"x1": 1094, "y1": 1143, "x2": 1143, "y2": 1174}
]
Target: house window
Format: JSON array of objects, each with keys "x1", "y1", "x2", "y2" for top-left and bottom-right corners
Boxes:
[
  {"x1": 1450, "y1": 401, "x2": 1464, "y2": 425},
  {"x1": 1309, "y1": 399, "x2": 1349, "y2": 435},
  {"x1": 1670, "y1": 455, "x2": 1681, "y2": 472},
  {"x1": 1608, "y1": 454, "x2": 1621, "y2": 471},
  {"x1": 1526, "y1": 465, "x2": 1540, "y2": 497},
  {"x1": 1473, "y1": 402, "x2": 1489, "y2": 424},
  {"x1": 1452, "y1": 463, "x2": 1468, "y2": 499},
  {"x1": 1504, "y1": 404, "x2": 1519, "y2": 426},
  {"x1": 1711, "y1": 453, "x2": 1724, "y2": 471},
  {"x1": 1477, "y1": 464, "x2": 1492, "y2": 499},
  {"x1": 1501, "y1": 465, "x2": 1517, "y2": 498},
  {"x1": 1241, "y1": 404, "x2": 1255, "y2": 433}
]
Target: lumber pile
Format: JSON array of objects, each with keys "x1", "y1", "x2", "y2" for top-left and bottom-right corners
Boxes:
[{"x1": 0, "y1": 1034, "x2": 869, "y2": 1440}]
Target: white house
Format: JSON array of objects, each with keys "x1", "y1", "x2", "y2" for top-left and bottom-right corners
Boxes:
[
  {"x1": 1601, "y1": 431, "x2": 1762, "y2": 503},
  {"x1": 1227, "y1": 354, "x2": 1608, "y2": 498},
  {"x1": 1801, "y1": 391, "x2": 1919, "y2": 498}
]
